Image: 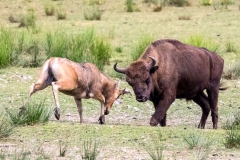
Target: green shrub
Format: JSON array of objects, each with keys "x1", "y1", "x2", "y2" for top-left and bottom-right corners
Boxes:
[
  {"x1": 168, "y1": 0, "x2": 190, "y2": 7},
  {"x1": 131, "y1": 34, "x2": 154, "y2": 61},
  {"x1": 8, "y1": 13, "x2": 21, "y2": 23},
  {"x1": 125, "y1": 0, "x2": 140, "y2": 12},
  {"x1": 115, "y1": 46, "x2": 123, "y2": 53},
  {"x1": 19, "y1": 9, "x2": 36, "y2": 29},
  {"x1": 184, "y1": 34, "x2": 220, "y2": 53},
  {"x1": 57, "y1": 8, "x2": 66, "y2": 20},
  {"x1": 0, "y1": 112, "x2": 15, "y2": 139},
  {"x1": 226, "y1": 41, "x2": 237, "y2": 53},
  {"x1": 199, "y1": 0, "x2": 212, "y2": 6},
  {"x1": 44, "y1": 4, "x2": 55, "y2": 16},
  {"x1": 223, "y1": 61, "x2": 240, "y2": 80},
  {"x1": 0, "y1": 27, "x2": 14, "y2": 68},
  {"x1": 178, "y1": 15, "x2": 190, "y2": 20},
  {"x1": 84, "y1": 5, "x2": 102, "y2": 20},
  {"x1": 46, "y1": 28, "x2": 111, "y2": 71},
  {"x1": 5, "y1": 99, "x2": 53, "y2": 126},
  {"x1": 224, "y1": 126, "x2": 240, "y2": 148}
]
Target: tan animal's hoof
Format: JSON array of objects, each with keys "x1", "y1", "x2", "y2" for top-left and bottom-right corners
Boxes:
[
  {"x1": 98, "y1": 115, "x2": 105, "y2": 124},
  {"x1": 54, "y1": 107, "x2": 60, "y2": 120},
  {"x1": 104, "y1": 110, "x2": 109, "y2": 115}
]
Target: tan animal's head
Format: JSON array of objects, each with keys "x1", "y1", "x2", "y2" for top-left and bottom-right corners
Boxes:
[{"x1": 104, "y1": 81, "x2": 131, "y2": 115}]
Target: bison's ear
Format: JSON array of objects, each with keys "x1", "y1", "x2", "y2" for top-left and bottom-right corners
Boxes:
[{"x1": 150, "y1": 66, "x2": 158, "y2": 74}]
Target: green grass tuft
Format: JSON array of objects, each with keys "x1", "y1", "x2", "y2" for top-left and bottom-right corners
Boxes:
[
  {"x1": 131, "y1": 34, "x2": 154, "y2": 61},
  {"x1": 81, "y1": 138, "x2": 99, "y2": 160},
  {"x1": 184, "y1": 34, "x2": 220, "y2": 53},
  {"x1": 5, "y1": 99, "x2": 53, "y2": 126},
  {"x1": 0, "y1": 112, "x2": 15, "y2": 139}
]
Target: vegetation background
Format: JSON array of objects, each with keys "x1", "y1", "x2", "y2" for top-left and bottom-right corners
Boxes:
[{"x1": 0, "y1": 0, "x2": 240, "y2": 159}]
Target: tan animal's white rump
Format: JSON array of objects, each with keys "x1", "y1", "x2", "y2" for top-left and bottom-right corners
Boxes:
[{"x1": 24, "y1": 57, "x2": 130, "y2": 124}]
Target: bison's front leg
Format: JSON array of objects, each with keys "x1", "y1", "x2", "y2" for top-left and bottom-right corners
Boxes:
[{"x1": 150, "y1": 93, "x2": 175, "y2": 126}]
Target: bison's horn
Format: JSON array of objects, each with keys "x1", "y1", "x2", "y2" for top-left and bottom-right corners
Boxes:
[
  {"x1": 147, "y1": 56, "x2": 156, "y2": 69},
  {"x1": 114, "y1": 63, "x2": 126, "y2": 74}
]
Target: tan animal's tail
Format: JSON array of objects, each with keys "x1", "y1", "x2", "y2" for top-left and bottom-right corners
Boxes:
[{"x1": 23, "y1": 58, "x2": 54, "y2": 106}]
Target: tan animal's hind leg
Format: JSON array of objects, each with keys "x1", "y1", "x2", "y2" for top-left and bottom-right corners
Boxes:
[
  {"x1": 74, "y1": 98, "x2": 83, "y2": 123},
  {"x1": 51, "y1": 79, "x2": 78, "y2": 120},
  {"x1": 52, "y1": 82, "x2": 61, "y2": 120}
]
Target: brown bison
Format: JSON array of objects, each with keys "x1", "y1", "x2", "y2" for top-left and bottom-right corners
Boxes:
[
  {"x1": 114, "y1": 39, "x2": 225, "y2": 129},
  {"x1": 24, "y1": 57, "x2": 130, "y2": 124}
]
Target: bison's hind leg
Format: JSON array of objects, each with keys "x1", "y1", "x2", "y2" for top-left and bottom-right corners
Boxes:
[{"x1": 192, "y1": 91, "x2": 210, "y2": 129}]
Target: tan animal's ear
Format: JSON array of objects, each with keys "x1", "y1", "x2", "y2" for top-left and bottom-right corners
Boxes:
[{"x1": 121, "y1": 88, "x2": 132, "y2": 96}]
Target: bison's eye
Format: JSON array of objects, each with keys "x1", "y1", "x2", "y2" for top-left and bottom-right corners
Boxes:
[{"x1": 146, "y1": 78, "x2": 150, "y2": 84}]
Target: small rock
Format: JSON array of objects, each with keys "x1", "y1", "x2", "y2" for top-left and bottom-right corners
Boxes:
[
  {"x1": 134, "y1": 107, "x2": 139, "y2": 112},
  {"x1": 212, "y1": 153, "x2": 218, "y2": 156}
]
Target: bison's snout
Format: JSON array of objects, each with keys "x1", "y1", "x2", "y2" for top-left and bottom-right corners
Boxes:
[{"x1": 136, "y1": 96, "x2": 147, "y2": 102}]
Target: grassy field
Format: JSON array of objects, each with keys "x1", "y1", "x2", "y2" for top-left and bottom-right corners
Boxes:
[{"x1": 1, "y1": 0, "x2": 240, "y2": 159}]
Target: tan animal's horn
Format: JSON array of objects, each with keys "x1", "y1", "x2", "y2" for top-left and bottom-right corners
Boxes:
[
  {"x1": 147, "y1": 56, "x2": 156, "y2": 69},
  {"x1": 114, "y1": 63, "x2": 126, "y2": 74}
]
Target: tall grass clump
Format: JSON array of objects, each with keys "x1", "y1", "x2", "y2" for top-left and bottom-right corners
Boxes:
[
  {"x1": 0, "y1": 112, "x2": 15, "y2": 139},
  {"x1": 223, "y1": 112, "x2": 240, "y2": 148},
  {"x1": 56, "y1": 8, "x2": 66, "y2": 20},
  {"x1": 81, "y1": 138, "x2": 99, "y2": 160},
  {"x1": 131, "y1": 34, "x2": 154, "y2": 61},
  {"x1": 168, "y1": 0, "x2": 190, "y2": 7},
  {"x1": 19, "y1": 9, "x2": 36, "y2": 30},
  {"x1": 46, "y1": 28, "x2": 112, "y2": 71},
  {"x1": 223, "y1": 61, "x2": 240, "y2": 80},
  {"x1": 59, "y1": 140, "x2": 68, "y2": 157},
  {"x1": 125, "y1": 0, "x2": 140, "y2": 12},
  {"x1": 184, "y1": 34, "x2": 220, "y2": 53},
  {"x1": 84, "y1": 5, "x2": 102, "y2": 20},
  {"x1": 0, "y1": 27, "x2": 14, "y2": 68},
  {"x1": 44, "y1": 4, "x2": 55, "y2": 16},
  {"x1": 183, "y1": 130, "x2": 213, "y2": 160},
  {"x1": 5, "y1": 99, "x2": 53, "y2": 126},
  {"x1": 199, "y1": 0, "x2": 212, "y2": 6},
  {"x1": 145, "y1": 130, "x2": 165, "y2": 160},
  {"x1": 225, "y1": 41, "x2": 237, "y2": 53}
]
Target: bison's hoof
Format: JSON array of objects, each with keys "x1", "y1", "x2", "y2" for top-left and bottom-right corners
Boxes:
[
  {"x1": 98, "y1": 115, "x2": 105, "y2": 124},
  {"x1": 150, "y1": 117, "x2": 158, "y2": 126},
  {"x1": 54, "y1": 107, "x2": 60, "y2": 120}
]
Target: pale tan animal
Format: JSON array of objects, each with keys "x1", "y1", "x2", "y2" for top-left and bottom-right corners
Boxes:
[{"x1": 25, "y1": 57, "x2": 129, "y2": 124}]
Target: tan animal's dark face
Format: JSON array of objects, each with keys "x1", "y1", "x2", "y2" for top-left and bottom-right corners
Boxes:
[{"x1": 105, "y1": 86, "x2": 131, "y2": 115}]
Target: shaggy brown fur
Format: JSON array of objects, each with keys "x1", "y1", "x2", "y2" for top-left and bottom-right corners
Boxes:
[
  {"x1": 114, "y1": 39, "x2": 225, "y2": 129},
  {"x1": 25, "y1": 57, "x2": 129, "y2": 124}
]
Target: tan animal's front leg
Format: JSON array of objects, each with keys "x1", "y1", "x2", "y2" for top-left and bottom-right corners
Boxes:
[
  {"x1": 52, "y1": 82, "x2": 61, "y2": 120},
  {"x1": 98, "y1": 102, "x2": 105, "y2": 124},
  {"x1": 74, "y1": 98, "x2": 83, "y2": 123}
]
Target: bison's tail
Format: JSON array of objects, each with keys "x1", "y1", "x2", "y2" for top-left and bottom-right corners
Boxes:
[{"x1": 219, "y1": 81, "x2": 228, "y2": 91}]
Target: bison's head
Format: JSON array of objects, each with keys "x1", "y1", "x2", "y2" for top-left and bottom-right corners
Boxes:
[{"x1": 114, "y1": 56, "x2": 158, "y2": 102}]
